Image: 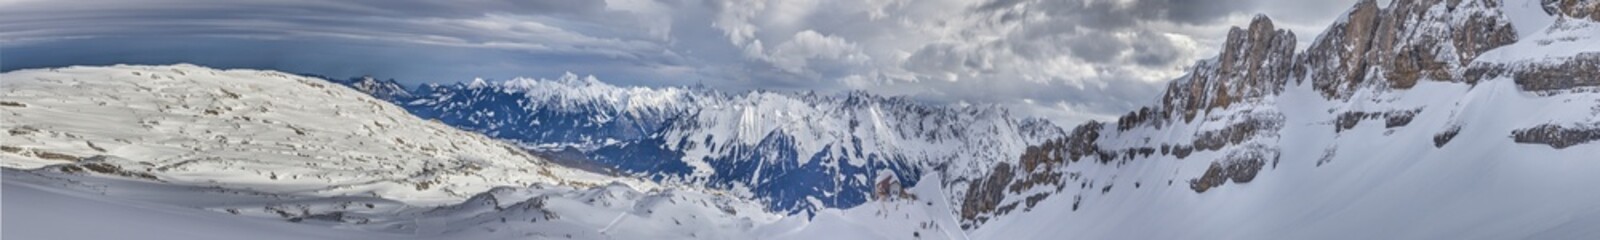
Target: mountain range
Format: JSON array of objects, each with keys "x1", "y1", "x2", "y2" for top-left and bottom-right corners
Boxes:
[{"x1": 4, "y1": 0, "x2": 1600, "y2": 239}]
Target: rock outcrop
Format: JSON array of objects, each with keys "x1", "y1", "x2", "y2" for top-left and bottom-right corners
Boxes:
[
  {"x1": 1159, "y1": 16, "x2": 1298, "y2": 122},
  {"x1": 1305, "y1": 0, "x2": 1384, "y2": 98},
  {"x1": 952, "y1": 0, "x2": 1573, "y2": 230},
  {"x1": 1188, "y1": 147, "x2": 1273, "y2": 193},
  {"x1": 1511, "y1": 53, "x2": 1600, "y2": 92},
  {"x1": 1547, "y1": 0, "x2": 1600, "y2": 21},
  {"x1": 1310, "y1": 0, "x2": 1518, "y2": 98},
  {"x1": 1513, "y1": 123, "x2": 1600, "y2": 149}
]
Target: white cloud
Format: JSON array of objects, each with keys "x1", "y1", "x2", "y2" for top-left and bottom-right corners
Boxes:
[{"x1": 761, "y1": 30, "x2": 869, "y2": 74}]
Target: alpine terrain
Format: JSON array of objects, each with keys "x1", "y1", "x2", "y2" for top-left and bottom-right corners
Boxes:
[{"x1": 4, "y1": 0, "x2": 1600, "y2": 239}]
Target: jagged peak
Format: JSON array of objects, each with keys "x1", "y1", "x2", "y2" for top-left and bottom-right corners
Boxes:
[
  {"x1": 553, "y1": 71, "x2": 605, "y2": 86},
  {"x1": 1354, "y1": 0, "x2": 1380, "y2": 10},
  {"x1": 1247, "y1": 14, "x2": 1275, "y2": 31},
  {"x1": 1231, "y1": 14, "x2": 1293, "y2": 43},
  {"x1": 1219, "y1": 14, "x2": 1285, "y2": 40},
  {"x1": 467, "y1": 77, "x2": 490, "y2": 89},
  {"x1": 1153, "y1": 12, "x2": 1298, "y2": 122}
]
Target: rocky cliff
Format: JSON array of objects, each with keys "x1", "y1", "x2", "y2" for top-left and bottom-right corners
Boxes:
[{"x1": 956, "y1": 0, "x2": 1600, "y2": 229}]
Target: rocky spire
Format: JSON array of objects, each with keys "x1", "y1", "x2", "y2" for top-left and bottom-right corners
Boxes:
[
  {"x1": 1305, "y1": 0, "x2": 1383, "y2": 98},
  {"x1": 1158, "y1": 15, "x2": 1297, "y2": 122}
]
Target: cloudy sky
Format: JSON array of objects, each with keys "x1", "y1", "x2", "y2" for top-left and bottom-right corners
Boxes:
[{"x1": 1, "y1": 0, "x2": 1367, "y2": 124}]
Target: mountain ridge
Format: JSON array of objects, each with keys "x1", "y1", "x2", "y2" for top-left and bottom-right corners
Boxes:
[
  {"x1": 332, "y1": 71, "x2": 1064, "y2": 213},
  {"x1": 951, "y1": 0, "x2": 1600, "y2": 230}
]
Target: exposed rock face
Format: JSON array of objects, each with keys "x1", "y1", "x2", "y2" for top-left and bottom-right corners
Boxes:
[
  {"x1": 1512, "y1": 53, "x2": 1600, "y2": 92},
  {"x1": 1435, "y1": 125, "x2": 1462, "y2": 147},
  {"x1": 953, "y1": 0, "x2": 1587, "y2": 230},
  {"x1": 1160, "y1": 16, "x2": 1297, "y2": 122},
  {"x1": 1166, "y1": 0, "x2": 1525, "y2": 112},
  {"x1": 1309, "y1": 0, "x2": 1518, "y2": 98},
  {"x1": 1063, "y1": 121, "x2": 1106, "y2": 162},
  {"x1": 1189, "y1": 145, "x2": 1276, "y2": 193},
  {"x1": 1513, "y1": 123, "x2": 1600, "y2": 149},
  {"x1": 960, "y1": 162, "x2": 1014, "y2": 228},
  {"x1": 1116, "y1": 107, "x2": 1155, "y2": 131},
  {"x1": 1547, "y1": 0, "x2": 1600, "y2": 21},
  {"x1": 1335, "y1": 109, "x2": 1423, "y2": 132},
  {"x1": 1372, "y1": 0, "x2": 1515, "y2": 88},
  {"x1": 1191, "y1": 116, "x2": 1280, "y2": 152},
  {"x1": 1306, "y1": 0, "x2": 1384, "y2": 98},
  {"x1": 1189, "y1": 153, "x2": 1266, "y2": 193}
]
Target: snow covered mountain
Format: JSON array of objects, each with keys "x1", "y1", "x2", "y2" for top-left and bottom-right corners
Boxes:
[
  {"x1": 6, "y1": 0, "x2": 1600, "y2": 239},
  {"x1": 0, "y1": 64, "x2": 974, "y2": 239},
  {"x1": 347, "y1": 73, "x2": 1064, "y2": 213},
  {"x1": 939, "y1": 0, "x2": 1600, "y2": 238},
  {"x1": 338, "y1": 0, "x2": 1600, "y2": 238}
]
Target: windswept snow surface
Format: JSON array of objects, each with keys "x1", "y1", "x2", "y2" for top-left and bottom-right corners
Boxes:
[
  {"x1": 3, "y1": 170, "x2": 403, "y2": 240},
  {"x1": 0, "y1": 64, "x2": 652, "y2": 205},
  {"x1": 2, "y1": 166, "x2": 787, "y2": 240}
]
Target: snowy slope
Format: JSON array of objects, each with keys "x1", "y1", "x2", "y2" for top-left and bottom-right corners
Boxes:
[
  {"x1": 959, "y1": 73, "x2": 1600, "y2": 239},
  {"x1": 934, "y1": 0, "x2": 1600, "y2": 238},
  {"x1": 3, "y1": 170, "x2": 405, "y2": 240},
  {"x1": 0, "y1": 64, "x2": 792, "y2": 240},
  {"x1": 0, "y1": 64, "x2": 652, "y2": 205},
  {"x1": 2, "y1": 165, "x2": 786, "y2": 240}
]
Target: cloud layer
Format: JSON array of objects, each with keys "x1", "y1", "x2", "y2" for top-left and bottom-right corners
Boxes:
[{"x1": 0, "y1": 0, "x2": 1362, "y2": 124}]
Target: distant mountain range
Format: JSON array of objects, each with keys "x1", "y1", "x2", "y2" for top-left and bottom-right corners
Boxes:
[
  {"x1": 333, "y1": 0, "x2": 1600, "y2": 230},
  {"x1": 332, "y1": 72, "x2": 1064, "y2": 213}
]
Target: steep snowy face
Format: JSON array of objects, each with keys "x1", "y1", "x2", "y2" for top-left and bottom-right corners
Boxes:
[
  {"x1": 345, "y1": 76, "x2": 1062, "y2": 213},
  {"x1": 949, "y1": 0, "x2": 1600, "y2": 235},
  {"x1": 0, "y1": 65, "x2": 648, "y2": 205}
]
